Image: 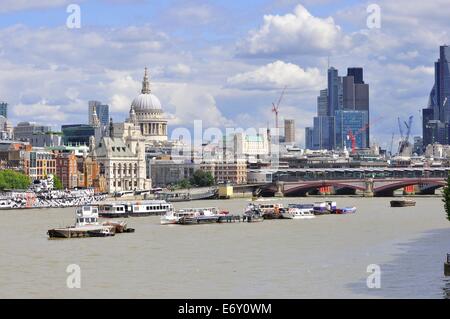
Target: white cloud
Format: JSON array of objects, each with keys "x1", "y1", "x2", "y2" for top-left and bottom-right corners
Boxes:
[
  {"x1": 237, "y1": 4, "x2": 351, "y2": 57},
  {"x1": 0, "y1": 0, "x2": 74, "y2": 13},
  {"x1": 227, "y1": 60, "x2": 324, "y2": 91}
]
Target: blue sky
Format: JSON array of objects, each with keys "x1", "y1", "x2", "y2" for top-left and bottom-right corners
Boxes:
[{"x1": 0, "y1": 0, "x2": 448, "y2": 148}]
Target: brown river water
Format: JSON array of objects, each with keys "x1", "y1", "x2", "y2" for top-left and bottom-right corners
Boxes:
[{"x1": 1, "y1": 196, "x2": 450, "y2": 299}]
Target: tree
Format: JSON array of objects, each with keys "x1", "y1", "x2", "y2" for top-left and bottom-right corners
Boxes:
[
  {"x1": 175, "y1": 179, "x2": 191, "y2": 190},
  {"x1": 443, "y1": 174, "x2": 450, "y2": 222},
  {"x1": 0, "y1": 170, "x2": 31, "y2": 190},
  {"x1": 53, "y1": 175, "x2": 64, "y2": 190},
  {"x1": 190, "y1": 170, "x2": 215, "y2": 187}
]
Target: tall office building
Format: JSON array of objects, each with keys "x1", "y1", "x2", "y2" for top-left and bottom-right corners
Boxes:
[
  {"x1": 313, "y1": 116, "x2": 335, "y2": 150},
  {"x1": 0, "y1": 102, "x2": 7, "y2": 118},
  {"x1": 422, "y1": 45, "x2": 450, "y2": 146},
  {"x1": 317, "y1": 89, "x2": 328, "y2": 116},
  {"x1": 305, "y1": 127, "x2": 314, "y2": 149},
  {"x1": 335, "y1": 110, "x2": 369, "y2": 149},
  {"x1": 347, "y1": 68, "x2": 364, "y2": 84},
  {"x1": 284, "y1": 119, "x2": 295, "y2": 144},
  {"x1": 308, "y1": 66, "x2": 370, "y2": 151},
  {"x1": 88, "y1": 100, "x2": 109, "y2": 127},
  {"x1": 327, "y1": 67, "x2": 343, "y2": 115}
]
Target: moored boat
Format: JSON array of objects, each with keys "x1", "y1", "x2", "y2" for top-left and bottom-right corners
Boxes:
[
  {"x1": 128, "y1": 200, "x2": 173, "y2": 217},
  {"x1": 282, "y1": 204, "x2": 316, "y2": 219},
  {"x1": 98, "y1": 203, "x2": 129, "y2": 218},
  {"x1": 335, "y1": 206, "x2": 357, "y2": 214},
  {"x1": 246, "y1": 203, "x2": 284, "y2": 219},
  {"x1": 390, "y1": 199, "x2": 416, "y2": 207},
  {"x1": 242, "y1": 206, "x2": 264, "y2": 223},
  {"x1": 47, "y1": 206, "x2": 116, "y2": 239},
  {"x1": 313, "y1": 201, "x2": 336, "y2": 215}
]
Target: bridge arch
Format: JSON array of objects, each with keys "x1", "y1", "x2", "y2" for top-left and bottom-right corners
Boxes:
[{"x1": 374, "y1": 179, "x2": 445, "y2": 196}]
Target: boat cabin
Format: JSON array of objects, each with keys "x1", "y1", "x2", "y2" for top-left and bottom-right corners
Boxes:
[{"x1": 75, "y1": 206, "x2": 100, "y2": 226}]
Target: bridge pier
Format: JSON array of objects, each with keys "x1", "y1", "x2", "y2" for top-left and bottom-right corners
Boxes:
[
  {"x1": 403, "y1": 185, "x2": 415, "y2": 196},
  {"x1": 363, "y1": 178, "x2": 374, "y2": 197},
  {"x1": 318, "y1": 186, "x2": 333, "y2": 196},
  {"x1": 275, "y1": 181, "x2": 284, "y2": 197}
]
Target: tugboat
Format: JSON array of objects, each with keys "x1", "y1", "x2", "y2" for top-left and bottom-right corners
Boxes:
[
  {"x1": 247, "y1": 203, "x2": 284, "y2": 219},
  {"x1": 390, "y1": 199, "x2": 416, "y2": 207},
  {"x1": 47, "y1": 206, "x2": 115, "y2": 239}
]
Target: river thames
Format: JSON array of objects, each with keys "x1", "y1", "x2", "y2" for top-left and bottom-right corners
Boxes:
[{"x1": 1, "y1": 196, "x2": 450, "y2": 298}]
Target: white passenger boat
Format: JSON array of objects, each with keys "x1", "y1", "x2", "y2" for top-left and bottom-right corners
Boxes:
[
  {"x1": 128, "y1": 200, "x2": 173, "y2": 217},
  {"x1": 287, "y1": 204, "x2": 316, "y2": 219},
  {"x1": 47, "y1": 206, "x2": 116, "y2": 239},
  {"x1": 98, "y1": 203, "x2": 129, "y2": 218},
  {"x1": 160, "y1": 209, "x2": 194, "y2": 225}
]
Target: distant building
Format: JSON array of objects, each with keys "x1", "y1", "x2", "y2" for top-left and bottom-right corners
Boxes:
[
  {"x1": 232, "y1": 131, "x2": 270, "y2": 158},
  {"x1": 413, "y1": 136, "x2": 423, "y2": 155},
  {"x1": 422, "y1": 45, "x2": 450, "y2": 146},
  {"x1": 24, "y1": 148, "x2": 57, "y2": 181},
  {"x1": 0, "y1": 116, "x2": 13, "y2": 140},
  {"x1": 313, "y1": 116, "x2": 335, "y2": 150},
  {"x1": 305, "y1": 127, "x2": 314, "y2": 149},
  {"x1": 55, "y1": 152, "x2": 78, "y2": 189},
  {"x1": 88, "y1": 100, "x2": 110, "y2": 127},
  {"x1": 62, "y1": 124, "x2": 95, "y2": 146},
  {"x1": 0, "y1": 102, "x2": 7, "y2": 118},
  {"x1": 284, "y1": 119, "x2": 295, "y2": 144},
  {"x1": 335, "y1": 110, "x2": 369, "y2": 149},
  {"x1": 13, "y1": 122, "x2": 51, "y2": 142},
  {"x1": 317, "y1": 89, "x2": 328, "y2": 116}
]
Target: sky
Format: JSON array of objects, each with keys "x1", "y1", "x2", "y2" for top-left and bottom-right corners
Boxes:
[{"x1": 0, "y1": 0, "x2": 449, "y2": 149}]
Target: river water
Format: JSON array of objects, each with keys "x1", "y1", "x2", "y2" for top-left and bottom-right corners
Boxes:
[{"x1": 1, "y1": 196, "x2": 450, "y2": 299}]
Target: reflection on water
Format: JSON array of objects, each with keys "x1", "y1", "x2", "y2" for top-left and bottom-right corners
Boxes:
[{"x1": 348, "y1": 228, "x2": 450, "y2": 299}]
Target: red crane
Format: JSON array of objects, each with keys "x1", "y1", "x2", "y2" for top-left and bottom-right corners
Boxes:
[
  {"x1": 346, "y1": 117, "x2": 383, "y2": 154},
  {"x1": 271, "y1": 86, "x2": 287, "y2": 130}
]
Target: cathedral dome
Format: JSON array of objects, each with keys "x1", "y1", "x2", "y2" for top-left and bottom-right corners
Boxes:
[
  {"x1": 131, "y1": 67, "x2": 162, "y2": 111},
  {"x1": 131, "y1": 93, "x2": 162, "y2": 111}
]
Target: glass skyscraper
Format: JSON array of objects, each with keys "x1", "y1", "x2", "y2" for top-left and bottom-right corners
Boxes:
[
  {"x1": 88, "y1": 100, "x2": 110, "y2": 127},
  {"x1": 335, "y1": 110, "x2": 369, "y2": 149},
  {"x1": 422, "y1": 45, "x2": 450, "y2": 146},
  {"x1": 0, "y1": 102, "x2": 7, "y2": 118}
]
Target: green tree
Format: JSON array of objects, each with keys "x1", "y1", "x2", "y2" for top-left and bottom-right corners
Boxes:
[
  {"x1": 52, "y1": 175, "x2": 64, "y2": 190},
  {"x1": 443, "y1": 174, "x2": 450, "y2": 222},
  {"x1": 0, "y1": 170, "x2": 31, "y2": 190},
  {"x1": 177, "y1": 179, "x2": 191, "y2": 189},
  {"x1": 190, "y1": 170, "x2": 215, "y2": 187}
]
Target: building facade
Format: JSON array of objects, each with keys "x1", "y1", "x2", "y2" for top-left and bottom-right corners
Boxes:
[
  {"x1": 55, "y1": 152, "x2": 78, "y2": 189},
  {"x1": 284, "y1": 119, "x2": 295, "y2": 144},
  {"x1": 422, "y1": 45, "x2": 450, "y2": 147},
  {"x1": 0, "y1": 102, "x2": 7, "y2": 118}
]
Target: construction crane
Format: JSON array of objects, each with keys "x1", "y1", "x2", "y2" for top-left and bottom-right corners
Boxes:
[
  {"x1": 346, "y1": 117, "x2": 382, "y2": 154},
  {"x1": 271, "y1": 86, "x2": 287, "y2": 130},
  {"x1": 398, "y1": 115, "x2": 414, "y2": 155}
]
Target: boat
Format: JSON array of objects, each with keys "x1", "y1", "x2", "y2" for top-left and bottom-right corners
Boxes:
[
  {"x1": 313, "y1": 201, "x2": 336, "y2": 215},
  {"x1": 247, "y1": 203, "x2": 284, "y2": 219},
  {"x1": 160, "y1": 209, "x2": 194, "y2": 225},
  {"x1": 101, "y1": 220, "x2": 134, "y2": 233},
  {"x1": 287, "y1": 204, "x2": 316, "y2": 219},
  {"x1": 243, "y1": 205, "x2": 264, "y2": 223},
  {"x1": 177, "y1": 207, "x2": 220, "y2": 225},
  {"x1": 390, "y1": 199, "x2": 416, "y2": 207},
  {"x1": 47, "y1": 206, "x2": 116, "y2": 239},
  {"x1": 128, "y1": 200, "x2": 173, "y2": 217},
  {"x1": 98, "y1": 203, "x2": 129, "y2": 218},
  {"x1": 335, "y1": 206, "x2": 357, "y2": 214}
]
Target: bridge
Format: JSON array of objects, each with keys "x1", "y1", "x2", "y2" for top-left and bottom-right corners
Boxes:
[{"x1": 239, "y1": 167, "x2": 450, "y2": 197}]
